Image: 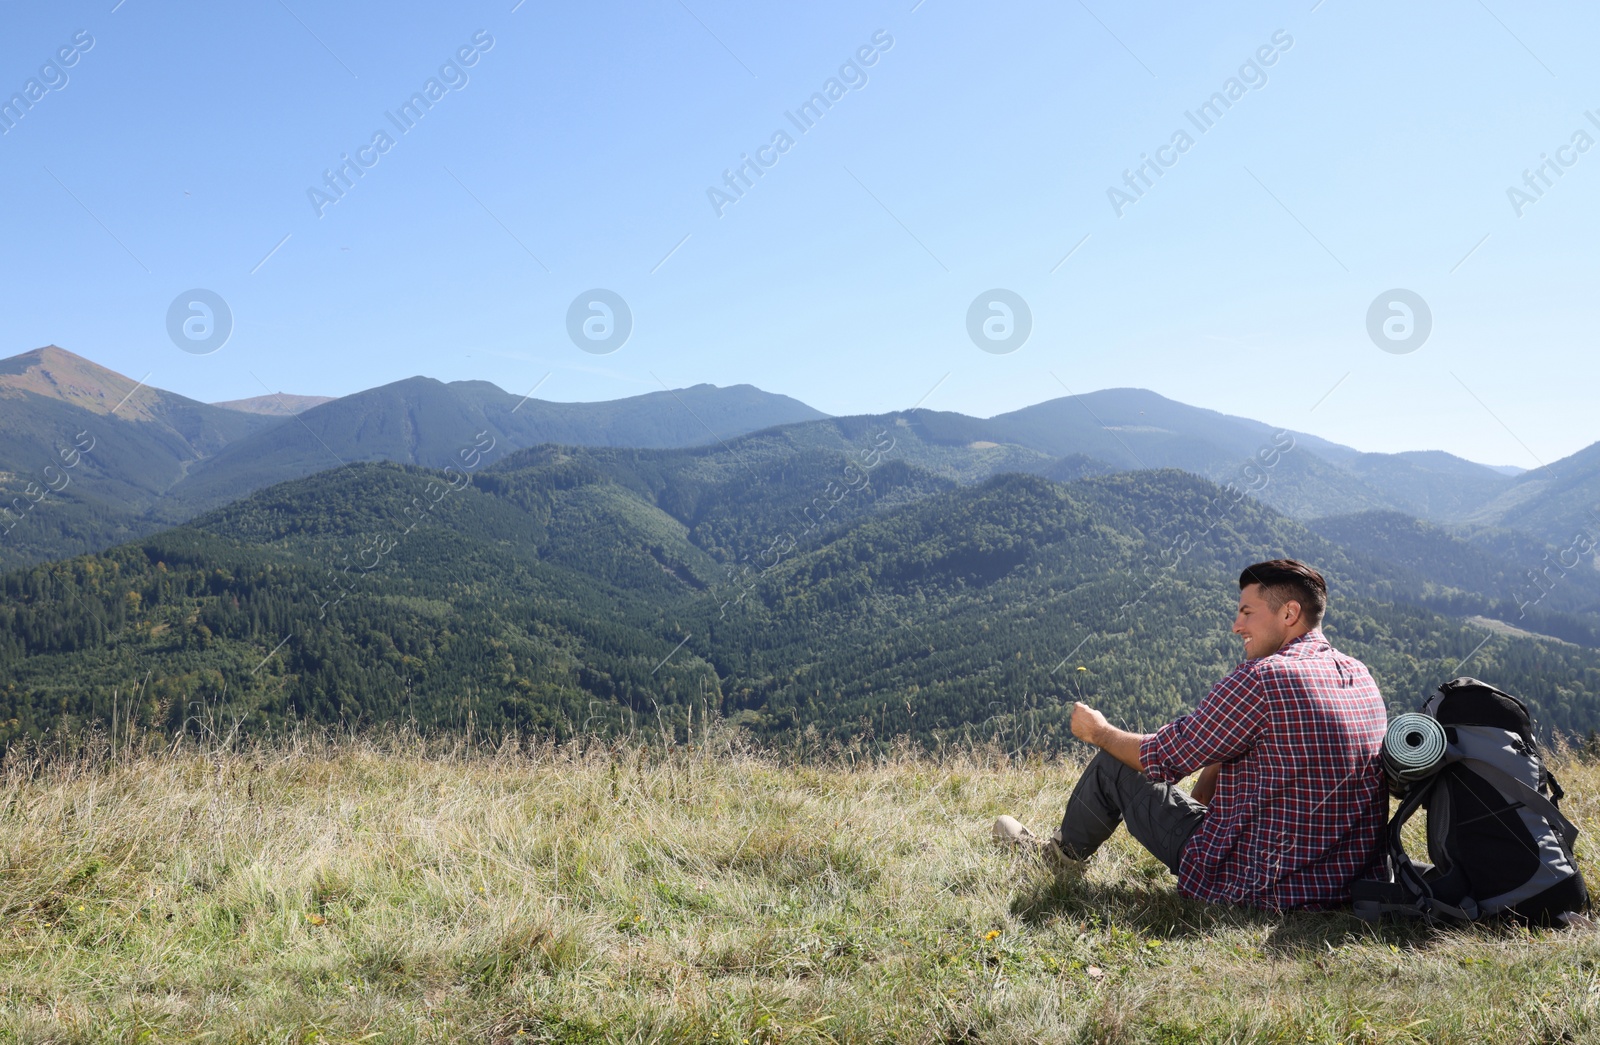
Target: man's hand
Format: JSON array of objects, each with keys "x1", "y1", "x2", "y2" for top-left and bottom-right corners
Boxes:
[
  {"x1": 1071, "y1": 701, "x2": 1147, "y2": 772},
  {"x1": 1191, "y1": 763, "x2": 1221, "y2": 805},
  {"x1": 1070, "y1": 701, "x2": 1109, "y2": 746}
]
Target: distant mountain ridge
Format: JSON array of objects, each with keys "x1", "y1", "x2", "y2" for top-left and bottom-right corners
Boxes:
[
  {"x1": 0, "y1": 347, "x2": 830, "y2": 570},
  {"x1": 163, "y1": 376, "x2": 832, "y2": 516},
  {"x1": 1462, "y1": 442, "x2": 1600, "y2": 550},
  {"x1": 212, "y1": 393, "x2": 336, "y2": 416},
  {"x1": 1, "y1": 346, "x2": 1596, "y2": 583},
  {"x1": 0, "y1": 348, "x2": 282, "y2": 568}
]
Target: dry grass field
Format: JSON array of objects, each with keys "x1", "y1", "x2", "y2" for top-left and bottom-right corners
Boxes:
[{"x1": 0, "y1": 729, "x2": 1597, "y2": 1044}]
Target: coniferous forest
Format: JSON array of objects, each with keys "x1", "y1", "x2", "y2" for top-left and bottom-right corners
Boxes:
[{"x1": 5, "y1": 420, "x2": 1600, "y2": 752}]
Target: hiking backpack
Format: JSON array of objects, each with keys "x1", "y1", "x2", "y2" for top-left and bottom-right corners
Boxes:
[{"x1": 1352, "y1": 676, "x2": 1588, "y2": 925}]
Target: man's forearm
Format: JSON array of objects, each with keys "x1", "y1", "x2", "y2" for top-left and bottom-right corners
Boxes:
[
  {"x1": 1070, "y1": 702, "x2": 1150, "y2": 772},
  {"x1": 1090, "y1": 723, "x2": 1147, "y2": 772}
]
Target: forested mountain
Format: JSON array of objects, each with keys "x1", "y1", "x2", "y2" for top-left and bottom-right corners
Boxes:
[
  {"x1": 983, "y1": 388, "x2": 1519, "y2": 522},
  {"x1": 0, "y1": 348, "x2": 280, "y2": 570},
  {"x1": 1307, "y1": 511, "x2": 1600, "y2": 648},
  {"x1": 4, "y1": 431, "x2": 1599, "y2": 754},
  {"x1": 1464, "y1": 441, "x2": 1600, "y2": 550},
  {"x1": 0, "y1": 349, "x2": 1556, "y2": 575},
  {"x1": 164, "y1": 378, "x2": 830, "y2": 515},
  {"x1": 1334, "y1": 451, "x2": 1521, "y2": 523},
  {"x1": 0, "y1": 348, "x2": 826, "y2": 570}
]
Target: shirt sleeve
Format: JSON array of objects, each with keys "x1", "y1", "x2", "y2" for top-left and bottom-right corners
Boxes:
[{"x1": 1139, "y1": 661, "x2": 1268, "y2": 783}]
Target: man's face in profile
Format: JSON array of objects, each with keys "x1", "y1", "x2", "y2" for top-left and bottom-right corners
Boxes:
[{"x1": 1233, "y1": 583, "x2": 1294, "y2": 660}]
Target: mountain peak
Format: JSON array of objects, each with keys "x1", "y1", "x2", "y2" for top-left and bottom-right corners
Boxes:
[
  {"x1": 2, "y1": 344, "x2": 109, "y2": 374},
  {"x1": 212, "y1": 393, "x2": 335, "y2": 416},
  {"x1": 0, "y1": 345, "x2": 163, "y2": 421}
]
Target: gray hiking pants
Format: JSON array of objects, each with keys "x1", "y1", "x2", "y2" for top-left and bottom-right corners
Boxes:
[{"x1": 1057, "y1": 750, "x2": 1207, "y2": 873}]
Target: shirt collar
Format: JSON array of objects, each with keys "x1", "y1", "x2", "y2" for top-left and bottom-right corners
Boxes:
[{"x1": 1276, "y1": 627, "x2": 1327, "y2": 656}]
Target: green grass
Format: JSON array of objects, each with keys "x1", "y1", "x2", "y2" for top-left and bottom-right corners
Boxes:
[{"x1": 0, "y1": 730, "x2": 1596, "y2": 1044}]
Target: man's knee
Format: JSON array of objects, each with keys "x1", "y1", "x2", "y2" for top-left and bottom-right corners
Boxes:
[
  {"x1": 1086, "y1": 748, "x2": 1139, "y2": 788},
  {"x1": 1068, "y1": 750, "x2": 1141, "y2": 819}
]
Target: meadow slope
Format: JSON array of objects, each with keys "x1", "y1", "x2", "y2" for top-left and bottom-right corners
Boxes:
[{"x1": 0, "y1": 732, "x2": 1596, "y2": 1044}]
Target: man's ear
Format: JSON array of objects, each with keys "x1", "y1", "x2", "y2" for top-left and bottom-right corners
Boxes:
[{"x1": 1281, "y1": 599, "x2": 1303, "y2": 627}]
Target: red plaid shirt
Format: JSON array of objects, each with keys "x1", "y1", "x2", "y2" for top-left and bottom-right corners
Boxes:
[{"x1": 1138, "y1": 629, "x2": 1388, "y2": 910}]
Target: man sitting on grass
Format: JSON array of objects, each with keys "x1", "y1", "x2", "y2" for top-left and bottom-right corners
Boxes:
[{"x1": 995, "y1": 559, "x2": 1388, "y2": 910}]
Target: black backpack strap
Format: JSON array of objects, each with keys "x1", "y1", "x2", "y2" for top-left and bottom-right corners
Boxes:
[
  {"x1": 1352, "y1": 879, "x2": 1423, "y2": 922},
  {"x1": 1353, "y1": 780, "x2": 1478, "y2": 924},
  {"x1": 1458, "y1": 758, "x2": 1580, "y2": 853},
  {"x1": 1547, "y1": 769, "x2": 1567, "y2": 805},
  {"x1": 1386, "y1": 782, "x2": 1430, "y2": 875},
  {"x1": 1417, "y1": 895, "x2": 1481, "y2": 921}
]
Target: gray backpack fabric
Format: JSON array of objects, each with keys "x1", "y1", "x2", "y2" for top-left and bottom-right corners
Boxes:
[{"x1": 1353, "y1": 677, "x2": 1587, "y2": 926}]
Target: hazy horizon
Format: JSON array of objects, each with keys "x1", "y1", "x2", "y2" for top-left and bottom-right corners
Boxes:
[{"x1": 5, "y1": 342, "x2": 1536, "y2": 473}]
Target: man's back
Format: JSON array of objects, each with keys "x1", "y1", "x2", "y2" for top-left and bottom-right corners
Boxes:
[{"x1": 1139, "y1": 628, "x2": 1388, "y2": 909}]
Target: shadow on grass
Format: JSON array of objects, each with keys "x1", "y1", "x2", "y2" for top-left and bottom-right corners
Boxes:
[{"x1": 1009, "y1": 871, "x2": 1450, "y2": 952}]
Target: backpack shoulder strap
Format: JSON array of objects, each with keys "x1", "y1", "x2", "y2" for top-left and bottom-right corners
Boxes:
[
  {"x1": 1386, "y1": 780, "x2": 1430, "y2": 867},
  {"x1": 1352, "y1": 779, "x2": 1477, "y2": 924},
  {"x1": 1457, "y1": 757, "x2": 1580, "y2": 852}
]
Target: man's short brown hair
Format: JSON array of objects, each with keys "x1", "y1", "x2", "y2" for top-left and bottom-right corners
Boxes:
[{"x1": 1239, "y1": 559, "x2": 1327, "y2": 627}]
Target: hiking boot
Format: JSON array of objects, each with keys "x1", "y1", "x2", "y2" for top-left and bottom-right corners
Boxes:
[
  {"x1": 991, "y1": 815, "x2": 1038, "y2": 846},
  {"x1": 992, "y1": 816, "x2": 1085, "y2": 879},
  {"x1": 1040, "y1": 833, "x2": 1085, "y2": 879}
]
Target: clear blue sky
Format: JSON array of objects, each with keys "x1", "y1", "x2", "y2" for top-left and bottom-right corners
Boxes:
[{"x1": 3, "y1": 0, "x2": 1596, "y2": 468}]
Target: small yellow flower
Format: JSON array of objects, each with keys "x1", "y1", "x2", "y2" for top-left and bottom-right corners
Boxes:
[
  {"x1": 307, "y1": 913, "x2": 327, "y2": 926},
  {"x1": 984, "y1": 929, "x2": 1001, "y2": 941}
]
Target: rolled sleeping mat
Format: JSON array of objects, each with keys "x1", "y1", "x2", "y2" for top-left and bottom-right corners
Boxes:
[{"x1": 1382, "y1": 712, "x2": 1447, "y2": 784}]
